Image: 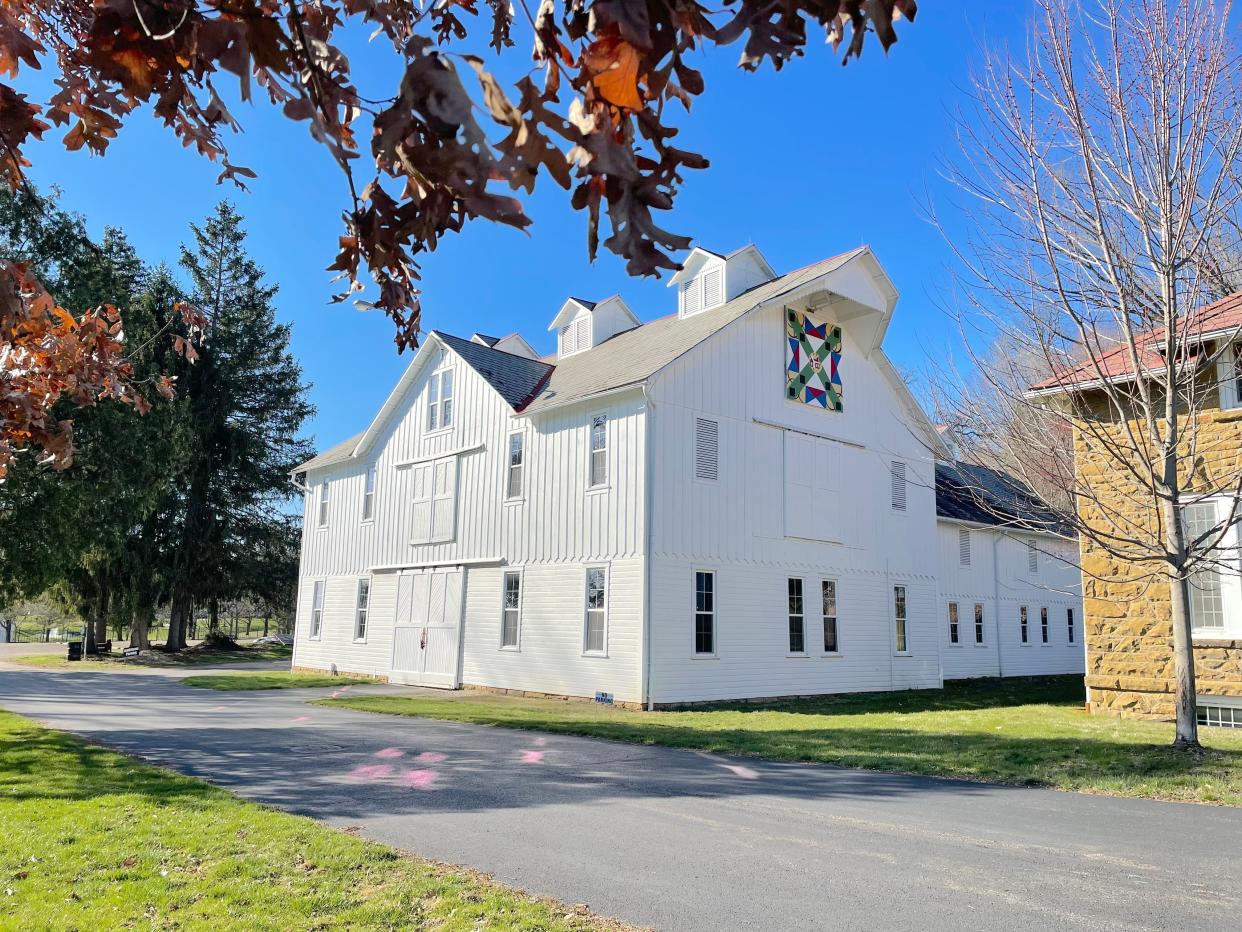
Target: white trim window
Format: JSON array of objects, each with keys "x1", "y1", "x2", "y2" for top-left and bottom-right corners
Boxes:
[
  {"x1": 506, "y1": 431, "x2": 525, "y2": 500},
  {"x1": 1040, "y1": 606, "x2": 1049, "y2": 644},
  {"x1": 893, "y1": 585, "x2": 909, "y2": 653},
  {"x1": 584, "y1": 566, "x2": 608, "y2": 655},
  {"x1": 588, "y1": 414, "x2": 608, "y2": 487},
  {"x1": 1067, "y1": 607, "x2": 1075, "y2": 644},
  {"x1": 1216, "y1": 340, "x2": 1242, "y2": 410},
  {"x1": 427, "y1": 367, "x2": 455, "y2": 431},
  {"x1": 1020, "y1": 605, "x2": 1029, "y2": 644},
  {"x1": 822, "y1": 579, "x2": 839, "y2": 654},
  {"x1": 787, "y1": 577, "x2": 806, "y2": 653},
  {"x1": 362, "y1": 466, "x2": 377, "y2": 522},
  {"x1": 948, "y1": 601, "x2": 960, "y2": 645},
  {"x1": 354, "y1": 577, "x2": 371, "y2": 642},
  {"x1": 500, "y1": 571, "x2": 521, "y2": 649},
  {"x1": 1183, "y1": 498, "x2": 1242, "y2": 638},
  {"x1": 310, "y1": 580, "x2": 325, "y2": 639},
  {"x1": 695, "y1": 570, "x2": 715, "y2": 655},
  {"x1": 974, "y1": 603, "x2": 985, "y2": 645},
  {"x1": 317, "y1": 481, "x2": 330, "y2": 528}
]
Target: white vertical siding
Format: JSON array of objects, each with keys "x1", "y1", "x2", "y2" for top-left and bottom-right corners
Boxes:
[
  {"x1": 935, "y1": 521, "x2": 1085, "y2": 679},
  {"x1": 646, "y1": 302, "x2": 943, "y2": 703},
  {"x1": 292, "y1": 572, "x2": 397, "y2": 678}
]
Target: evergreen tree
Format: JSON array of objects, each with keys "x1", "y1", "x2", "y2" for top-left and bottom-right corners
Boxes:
[{"x1": 164, "y1": 203, "x2": 314, "y2": 650}]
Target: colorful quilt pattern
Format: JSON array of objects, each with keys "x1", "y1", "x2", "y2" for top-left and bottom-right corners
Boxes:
[{"x1": 785, "y1": 308, "x2": 842, "y2": 411}]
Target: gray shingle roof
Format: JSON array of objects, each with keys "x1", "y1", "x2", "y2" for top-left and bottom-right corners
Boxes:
[
  {"x1": 520, "y1": 248, "x2": 865, "y2": 415},
  {"x1": 935, "y1": 462, "x2": 1069, "y2": 535},
  {"x1": 295, "y1": 431, "x2": 363, "y2": 474},
  {"x1": 434, "y1": 331, "x2": 553, "y2": 410}
]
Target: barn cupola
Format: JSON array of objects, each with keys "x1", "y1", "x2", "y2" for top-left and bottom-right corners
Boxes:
[
  {"x1": 548, "y1": 295, "x2": 640, "y2": 358},
  {"x1": 667, "y1": 244, "x2": 777, "y2": 317}
]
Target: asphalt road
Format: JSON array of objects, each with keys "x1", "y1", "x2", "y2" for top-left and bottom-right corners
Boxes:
[{"x1": 1, "y1": 664, "x2": 1239, "y2": 932}]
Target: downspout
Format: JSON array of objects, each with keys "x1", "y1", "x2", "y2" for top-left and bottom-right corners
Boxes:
[
  {"x1": 993, "y1": 531, "x2": 1004, "y2": 678},
  {"x1": 641, "y1": 384, "x2": 655, "y2": 711}
]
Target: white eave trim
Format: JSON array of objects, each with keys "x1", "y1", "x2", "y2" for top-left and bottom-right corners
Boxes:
[
  {"x1": 518, "y1": 383, "x2": 643, "y2": 418},
  {"x1": 936, "y1": 515, "x2": 1073, "y2": 541},
  {"x1": 393, "y1": 442, "x2": 485, "y2": 468},
  {"x1": 371, "y1": 556, "x2": 506, "y2": 573}
]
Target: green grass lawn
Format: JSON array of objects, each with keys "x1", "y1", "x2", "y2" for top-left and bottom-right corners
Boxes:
[
  {"x1": 183, "y1": 671, "x2": 350, "y2": 691},
  {"x1": 321, "y1": 676, "x2": 1242, "y2": 806},
  {"x1": 12, "y1": 643, "x2": 293, "y2": 670},
  {"x1": 0, "y1": 709, "x2": 628, "y2": 931}
]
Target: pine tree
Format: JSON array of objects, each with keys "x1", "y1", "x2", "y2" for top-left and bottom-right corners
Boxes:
[{"x1": 164, "y1": 202, "x2": 314, "y2": 651}]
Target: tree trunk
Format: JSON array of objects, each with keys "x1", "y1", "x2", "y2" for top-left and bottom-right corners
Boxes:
[
  {"x1": 209, "y1": 597, "x2": 219, "y2": 635},
  {"x1": 130, "y1": 600, "x2": 153, "y2": 650},
  {"x1": 263, "y1": 616, "x2": 269, "y2": 637},
  {"x1": 84, "y1": 584, "x2": 99, "y2": 655},
  {"x1": 166, "y1": 586, "x2": 190, "y2": 652},
  {"x1": 1168, "y1": 571, "x2": 1201, "y2": 749}
]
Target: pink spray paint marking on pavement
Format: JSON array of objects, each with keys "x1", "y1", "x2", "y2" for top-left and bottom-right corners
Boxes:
[
  {"x1": 374, "y1": 747, "x2": 404, "y2": 760},
  {"x1": 291, "y1": 715, "x2": 311, "y2": 722},
  {"x1": 209, "y1": 706, "x2": 227, "y2": 712},
  {"x1": 402, "y1": 769, "x2": 439, "y2": 789},
  {"x1": 349, "y1": 764, "x2": 394, "y2": 782},
  {"x1": 414, "y1": 751, "x2": 447, "y2": 764},
  {"x1": 533, "y1": 736, "x2": 547, "y2": 747},
  {"x1": 721, "y1": 763, "x2": 760, "y2": 780},
  {"x1": 519, "y1": 750, "x2": 544, "y2": 764}
]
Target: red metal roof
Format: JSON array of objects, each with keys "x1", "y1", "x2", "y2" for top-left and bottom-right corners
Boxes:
[{"x1": 1030, "y1": 290, "x2": 1242, "y2": 391}]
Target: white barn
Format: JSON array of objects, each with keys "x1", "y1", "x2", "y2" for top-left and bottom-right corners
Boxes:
[{"x1": 291, "y1": 244, "x2": 1084, "y2": 706}]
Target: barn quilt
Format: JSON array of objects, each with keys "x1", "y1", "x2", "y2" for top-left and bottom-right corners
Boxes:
[{"x1": 785, "y1": 308, "x2": 843, "y2": 411}]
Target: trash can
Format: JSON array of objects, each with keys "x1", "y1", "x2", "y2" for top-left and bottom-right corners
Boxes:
[{"x1": 67, "y1": 641, "x2": 83, "y2": 662}]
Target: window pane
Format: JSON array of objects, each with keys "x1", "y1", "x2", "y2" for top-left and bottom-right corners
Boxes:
[
  {"x1": 1067, "y1": 608, "x2": 1075, "y2": 643},
  {"x1": 503, "y1": 572, "x2": 520, "y2": 609},
  {"x1": 442, "y1": 396, "x2": 453, "y2": 427},
  {"x1": 895, "y1": 619, "x2": 907, "y2": 653},
  {"x1": 788, "y1": 578, "x2": 803, "y2": 615},
  {"x1": 975, "y1": 603, "x2": 984, "y2": 643},
  {"x1": 948, "y1": 602, "x2": 959, "y2": 644},
  {"x1": 357, "y1": 579, "x2": 370, "y2": 609},
  {"x1": 1041, "y1": 607, "x2": 1049, "y2": 642},
  {"x1": 695, "y1": 572, "x2": 713, "y2": 612},
  {"x1": 1020, "y1": 606, "x2": 1029, "y2": 642},
  {"x1": 789, "y1": 615, "x2": 805, "y2": 653},
  {"x1": 585, "y1": 611, "x2": 606, "y2": 652},
  {"x1": 695, "y1": 613, "x2": 714, "y2": 654},
  {"x1": 591, "y1": 415, "x2": 607, "y2": 450},
  {"x1": 894, "y1": 586, "x2": 907, "y2": 652},
  {"x1": 823, "y1": 616, "x2": 838, "y2": 653},
  {"x1": 587, "y1": 568, "x2": 606, "y2": 608},
  {"x1": 507, "y1": 463, "x2": 523, "y2": 499},
  {"x1": 509, "y1": 432, "x2": 523, "y2": 465},
  {"x1": 441, "y1": 369, "x2": 454, "y2": 399},
  {"x1": 821, "y1": 580, "x2": 836, "y2": 617}
]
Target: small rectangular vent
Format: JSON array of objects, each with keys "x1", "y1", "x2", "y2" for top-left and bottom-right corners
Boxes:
[
  {"x1": 958, "y1": 528, "x2": 971, "y2": 566},
  {"x1": 683, "y1": 279, "x2": 701, "y2": 315},
  {"x1": 694, "y1": 417, "x2": 719, "y2": 481},
  {"x1": 890, "y1": 461, "x2": 907, "y2": 512},
  {"x1": 1027, "y1": 539, "x2": 1039, "y2": 574},
  {"x1": 702, "y1": 268, "x2": 723, "y2": 308}
]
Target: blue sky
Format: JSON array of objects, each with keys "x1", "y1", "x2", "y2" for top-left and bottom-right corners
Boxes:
[{"x1": 19, "y1": 4, "x2": 1033, "y2": 451}]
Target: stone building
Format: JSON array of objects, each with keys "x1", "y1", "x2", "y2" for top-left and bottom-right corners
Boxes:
[{"x1": 1031, "y1": 292, "x2": 1242, "y2": 725}]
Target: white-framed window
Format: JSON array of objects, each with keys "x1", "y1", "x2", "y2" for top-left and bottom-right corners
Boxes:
[
  {"x1": 427, "y1": 367, "x2": 455, "y2": 431},
  {"x1": 500, "y1": 571, "x2": 521, "y2": 649},
  {"x1": 890, "y1": 461, "x2": 907, "y2": 512},
  {"x1": 948, "y1": 601, "x2": 960, "y2": 645},
  {"x1": 1027, "y1": 539, "x2": 1039, "y2": 574},
  {"x1": 694, "y1": 417, "x2": 719, "y2": 481},
  {"x1": 822, "y1": 579, "x2": 839, "y2": 654},
  {"x1": 588, "y1": 414, "x2": 608, "y2": 487},
  {"x1": 1216, "y1": 340, "x2": 1242, "y2": 410},
  {"x1": 893, "y1": 585, "x2": 909, "y2": 653},
  {"x1": 1020, "y1": 605, "x2": 1029, "y2": 644},
  {"x1": 1067, "y1": 607, "x2": 1075, "y2": 644},
  {"x1": 958, "y1": 529, "x2": 971, "y2": 566},
  {"x1": 362, "y1": 466, "x2": 377, "y2": 522},
  {"x1": 1040, "y1": 606, "x2": 1049, "y2": 644},
  {"x1": 583, "y1": 566, "x2": 608, "y2": 655},
  {"x1": 1182, "y1": 497, "x2": 1242, "y2": 637},
  {"x1": 310, "y1": 580, "x2": 324, "y2": 639},
  {"x1": 974, "y1": 603, "x2": 985, "y2": 645},
  {"x1": 694, "y1": 570, "x2": 715, "y2": 655},
  {"x1": 317, "y1": 481, "x2": 330, "y2": 528},
  {"x1": 788, "y1": 577, "x2": 806, "y2": 653},
  {"x1": 506, "y1": 431, "x2": 524, "y2": 500},
  {"x1": 354, "y1": 577, "x2": 370, "y2": 641}
]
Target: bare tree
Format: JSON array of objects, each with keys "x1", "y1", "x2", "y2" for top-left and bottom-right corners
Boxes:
[{"x1": 934, "y1": 0, "x2": 1242, "y2": 749}]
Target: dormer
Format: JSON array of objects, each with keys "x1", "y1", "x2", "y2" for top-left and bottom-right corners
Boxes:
[
  {"x1": 548, "y1": 295, "x2": 640, "y2": 358},
  {"x1": 668, "y1": 244, "x2": 777, "y2": 317},
  {"x1": 471, "y1": 332, "x2": 539, "y2": 360}
]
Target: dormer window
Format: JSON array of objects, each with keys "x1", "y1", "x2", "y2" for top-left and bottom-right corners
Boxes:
[{"x1": 550, "y1": 296, "x2": 638, "y2": 358}]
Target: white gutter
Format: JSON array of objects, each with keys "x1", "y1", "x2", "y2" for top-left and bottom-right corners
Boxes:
[{"x1": 936, "y1": 515, "x2": 1072, "y2": 542}]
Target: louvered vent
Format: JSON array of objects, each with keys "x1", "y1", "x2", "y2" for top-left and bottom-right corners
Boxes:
[
  {"x1": 958, "y1": 528, "x2": 971, "y2": 566},
  {"x1": 559, "y1": 324, "x2": 576, "y2": 356},
  {"x1": 890, "y1": 461, "x2": 907, "y2": 512},
  {"x1": 1027, "y1": 539, "x2": 1039, "y2": 573},
  {"x1": 702, "y1": 268, "x2": 723, "y2": 308},
  {"x1": 683, "y1": 279, "x2": 702, "y2": 315},
  {"x1": 574, "y1": 317, "x2": 589, "y2": 351},
  {"x1": 694, "y1": 418, "x2": 719, "y2": 481}
]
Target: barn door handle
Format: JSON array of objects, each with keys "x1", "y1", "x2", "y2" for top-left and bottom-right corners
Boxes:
[{"x1": 420, "y1": 627, "x2": 428, "y2": 650}]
